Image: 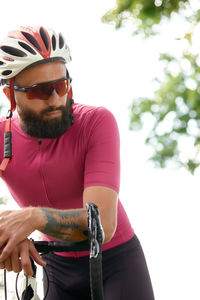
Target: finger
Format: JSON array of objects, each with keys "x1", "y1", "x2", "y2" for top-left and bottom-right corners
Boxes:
[
  {"x1": 4, "y1": 257, "x2": 12, "y2": 272},
  {"x1": 11, "y1": 248, "x2": 22, "y2": 273},
  {"x1": 29, "y1": 242, "x2": 46, "y2": 267},
  {"x1": 20, "y1": 244, "x2": 33, "y2": 276},
  {"x1": 0, "y1": 240, "x2": 13, "y2": 262},
  {"x1": 0, "y1": 236, "x2": 8, "y2": 253},
  {"x1": 0, "y1": 247, "x2": 4, "y2": 269}
]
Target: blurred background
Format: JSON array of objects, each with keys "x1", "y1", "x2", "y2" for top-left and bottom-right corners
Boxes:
[{"x1": 0, "y1": 0, "x2": 200, "y2": 299}]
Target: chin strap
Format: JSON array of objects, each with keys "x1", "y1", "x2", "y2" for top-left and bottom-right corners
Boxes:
[{"x1": 0, "y1": 78, "x2": 15, "y2": 177}]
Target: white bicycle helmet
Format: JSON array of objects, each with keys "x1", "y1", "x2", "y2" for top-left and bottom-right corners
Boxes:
[{"x1": 0, "y1": 26, "x2": 71, "y2": 80}]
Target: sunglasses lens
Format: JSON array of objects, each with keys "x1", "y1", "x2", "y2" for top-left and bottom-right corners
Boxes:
[
  {"x1": 26, "y1": 80, "x2": 68, "y2": 100},
  {"x1": 54, "y1": 80, "x2": 68, "y2": 96}
]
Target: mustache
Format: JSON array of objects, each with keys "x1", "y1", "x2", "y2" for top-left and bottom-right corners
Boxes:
[{"x1": 40, "y1": 106, "x2": 67, "y2": 117}]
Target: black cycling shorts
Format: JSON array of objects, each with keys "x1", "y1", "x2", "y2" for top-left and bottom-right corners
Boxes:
[{"x1": 42, "y1": 234, "x2": 155, "y2": 300}]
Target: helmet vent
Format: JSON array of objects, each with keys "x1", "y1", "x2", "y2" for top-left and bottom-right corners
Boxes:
[
  {"x1": 21, "y1": 31, "x2": 42, "y2": 52},
  {"x1": 52, "y1": 35, "x2": 56, "y2": 51},
  {"x1": 2, "y1": 70, "x2": 12, "y2": 76},
  {"x1": 0, "y1": 46, "x2": 27, "y2": 57},
  {"x1": 18, "y1": 41, "x2": 37, "y2": 55},
  {"x1": 59, "y1": 34, "x2": 64, "y2": 49},
  {"x1": 40, "y1": 27, "x2": 49, "y2": 51}
]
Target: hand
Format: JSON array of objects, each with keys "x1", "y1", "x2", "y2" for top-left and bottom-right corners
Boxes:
[
  {"x1": 0, "y1": 239, "x2": 46, "y2": 276},
  {"x1": 0, "y1": 207, "x2": 45, "y2": 262}
]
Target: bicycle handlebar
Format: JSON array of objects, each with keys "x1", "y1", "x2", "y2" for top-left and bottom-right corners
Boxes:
[
  {"x1": 34, "y1": 202, "x2": 104, "y2": 300},
  {"x1": 33, "y1": 240, "x2": 90, "y2": 253},
  {"x1": 3, "y1": 202, "x2": 105, "y2": 300}
]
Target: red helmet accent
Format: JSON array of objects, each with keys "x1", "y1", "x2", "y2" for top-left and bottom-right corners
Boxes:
[{"x1": 8, "y1": 26, "x2": 51, "y2": 59}]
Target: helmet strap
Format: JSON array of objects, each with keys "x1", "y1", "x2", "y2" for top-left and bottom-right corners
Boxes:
[
  {"x1": 0, "y1": 78, "x2": 15, "y2": 177},
  {"x1": 68, "y1": 86, "x2": 74, "y2": 125},
  {"x1": 10, "y1": 77, "x2": 16, "y2": 111},
  {"x1": 70, "y1": 98, "x2": 74, "y2": 125}
]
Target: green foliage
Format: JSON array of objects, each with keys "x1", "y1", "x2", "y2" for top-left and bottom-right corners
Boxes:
[
  {"x1": 102, "y1": 0, "x2": 188, "y2": 36},
  {"x1": 130, "y1": 50, "x2": 200, "y2": 173},
  {"x1": 103, "y1": 0, "x2": 200, "y2": 174}
]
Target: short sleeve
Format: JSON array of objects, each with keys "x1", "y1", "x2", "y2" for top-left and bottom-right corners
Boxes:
[{"x1": 84, "y1": 107, "x2": 120, "y2": 193}]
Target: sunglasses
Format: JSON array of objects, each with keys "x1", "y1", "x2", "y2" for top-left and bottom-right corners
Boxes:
[{"x1": 8, "y1": 77, "x2": 71, "y2": 100}]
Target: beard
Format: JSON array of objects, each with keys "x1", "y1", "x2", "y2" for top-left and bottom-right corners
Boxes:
[{"x1": 18, "y1": 97, "x2": 72, "y2": 139}]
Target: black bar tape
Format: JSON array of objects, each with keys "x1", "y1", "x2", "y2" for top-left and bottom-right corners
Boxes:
[
  {"x1": 4, "y1": 131, "x2": 12, "y2": 158},
  {"x1": 87, "y1": 202, "x2": 104, "y2": 300},
  {"x1": 90, "y1": 252, "x2": 104, "y2": 300}
]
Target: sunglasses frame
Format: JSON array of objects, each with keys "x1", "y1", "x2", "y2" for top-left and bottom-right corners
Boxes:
[{"x1": 11, "y1": 77, "x2": 71, "y2": 93}]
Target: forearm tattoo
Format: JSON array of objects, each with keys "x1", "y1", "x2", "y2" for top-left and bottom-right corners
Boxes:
[{"x1": 40, "y1": 208, "x2": 88, "y2": 242}]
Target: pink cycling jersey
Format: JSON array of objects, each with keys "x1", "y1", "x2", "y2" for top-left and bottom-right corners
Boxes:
[{"x1": 0, "y1": 103, "x2": 134, "y2": 257}]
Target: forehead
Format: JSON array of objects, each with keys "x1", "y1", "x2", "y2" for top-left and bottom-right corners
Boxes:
[{"x1": 15, "y1": 61, "x2": 66, "y2": 86}]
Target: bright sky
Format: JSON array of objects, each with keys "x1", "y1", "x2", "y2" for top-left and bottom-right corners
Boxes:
[{"x1": 0, "y1": 1, "x2": 200, "y2": 299}]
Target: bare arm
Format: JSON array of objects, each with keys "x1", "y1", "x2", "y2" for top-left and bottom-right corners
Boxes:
[
  {"x1": 0, "y1": 207, "x2": 88, "y2": 263},
  {"x1": 0, "y1": 186, "x2": 117, "y2": 262},
  {"x1": 83, "y1": 186, "x2": 118, "y2": 243},
  {"x1": 39, "y1": 207, "x2": 88, "y2": 242},
  {"x1": 40, "y1": 186, "x2": 118, "y2": 244}
]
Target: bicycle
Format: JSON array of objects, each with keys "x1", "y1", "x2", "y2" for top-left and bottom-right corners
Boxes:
[{"x1": 3, "y1": 202, "x2": 104, "y2": 300}]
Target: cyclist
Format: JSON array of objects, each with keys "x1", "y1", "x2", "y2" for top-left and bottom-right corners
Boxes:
[{"x1": 0, "y1": 26, "x2": 155, "y2": 299}]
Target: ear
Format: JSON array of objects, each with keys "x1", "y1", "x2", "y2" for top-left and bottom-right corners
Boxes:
[{"x1": 3, "y1": 86, "x2": 11, "y2": 101}]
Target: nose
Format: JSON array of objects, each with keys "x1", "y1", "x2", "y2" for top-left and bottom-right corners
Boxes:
[{"x1": 47, "y1": 89, "x2": 62, "y2": 106}]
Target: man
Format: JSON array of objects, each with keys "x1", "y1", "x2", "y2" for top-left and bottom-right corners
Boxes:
[{"x1": 0, "y1": 26, "x2": 155, "y2": 299}]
